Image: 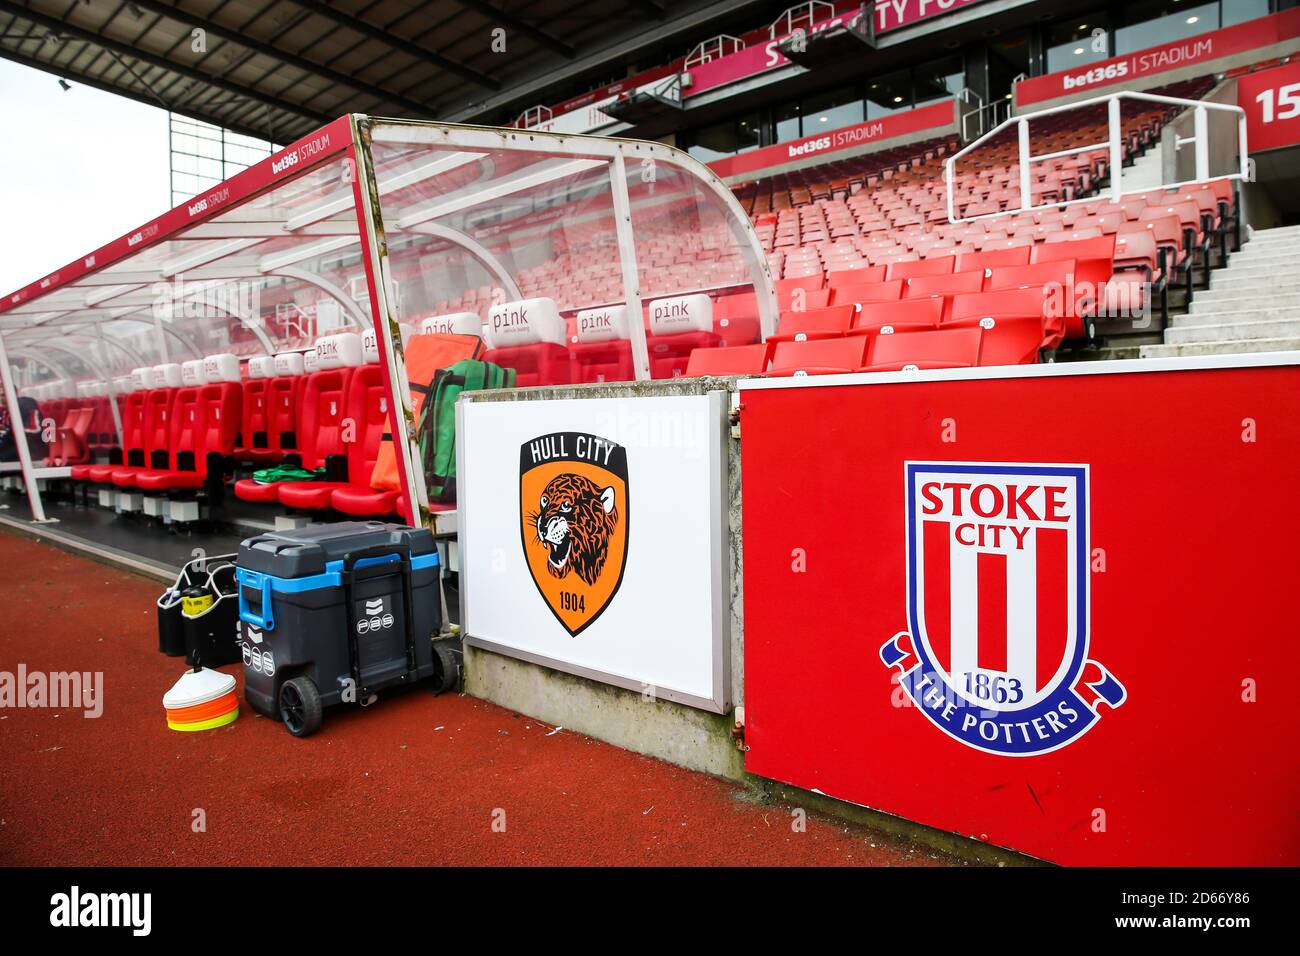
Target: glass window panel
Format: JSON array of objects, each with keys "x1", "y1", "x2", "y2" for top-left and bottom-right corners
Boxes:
[
  {"x1": 802, "y1": 87, "x2": 864, "y2": 133},
  {"x1": 866, "y1": 70, "x2": 911, "y2": 119},
  {"x1": 1115, "y1": 3, "x2": 1219, "y2": 55}
]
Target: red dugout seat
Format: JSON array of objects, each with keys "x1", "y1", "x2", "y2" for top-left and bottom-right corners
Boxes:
[
  {"x1": 645, "y1": 294, "x2": 722, "y2": 379},
  {"x1": 110, "y1": 366, "x2": 182, "y2": 487},
  {"x1": 481, "y1": 297, "x2": 573, "y2": 387},
  {"x1": 235, "y1": 334, "x2": 361, "y2": 505},
  {"x1": 569, "y1": 305, "x2": 635, "y2": 384},
  {"x1": 76, "y1": 373, "x2": 149, "y2": 483},
  {"x1": 134, "y1": 355, "x2": 242, "y2": 493}
]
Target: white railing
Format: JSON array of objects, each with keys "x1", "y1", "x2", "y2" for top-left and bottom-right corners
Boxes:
[
  {"x1": 944, "y1": 90, "x2": 1248, "y2": 224},
  {"x1": 769, "y1": 1, "x2": 834, "y2": 39},
  {"x1": 515, "y1": 105, "x2": 553, "y2": 130},
  {"x1": 684, "y1": 35, "x2": 745, "y2": 68}
]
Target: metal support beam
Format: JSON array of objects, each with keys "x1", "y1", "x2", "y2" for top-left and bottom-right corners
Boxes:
[
  {"x1": 0, "y1": 1, "x2": 331, "y2": 129},
  {"x1": 0, "y1": 331, "x2": 51, "y2": 522},
  {"x1": 608, "y1": 153, "x2": 649, "y2": 381},
  {"x1": 445, "y1": 0, "x2": 575, "y2": 58},
  {"x1": 406, "y1": 223, "x2": 523, "y2": 302},
  {"x1": 286, "y1": 0, "x2": 501, "y2": 90},
  {"x1": 125, "y1": 0, "x2": 444, "y2": 118}
]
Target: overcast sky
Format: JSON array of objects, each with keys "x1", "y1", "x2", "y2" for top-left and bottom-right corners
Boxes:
[{"x1": 0, "y1": 58, "x2": 170, "y2": 296}]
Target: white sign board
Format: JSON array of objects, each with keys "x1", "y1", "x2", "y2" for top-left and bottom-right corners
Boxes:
[{"x1": 458, "y1": 392, "x2": 729, "y2": 711}]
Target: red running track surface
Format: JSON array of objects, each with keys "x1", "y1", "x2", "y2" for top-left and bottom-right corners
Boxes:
[{"x1": 0, "y1": 529, "x2": 964, "y2": 867}]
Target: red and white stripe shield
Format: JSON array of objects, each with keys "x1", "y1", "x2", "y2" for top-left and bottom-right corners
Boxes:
[{"x1": 908, "y1": 463, "x2": 1087, "y2": 711}]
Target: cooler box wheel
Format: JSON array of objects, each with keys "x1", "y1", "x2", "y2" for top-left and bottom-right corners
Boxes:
[
  {"x1": 279, "y1": 676, "x2": 322, "y2": 737},
  {"x1": 430, "y1": 640, "x2": 460, "y2": 695}
]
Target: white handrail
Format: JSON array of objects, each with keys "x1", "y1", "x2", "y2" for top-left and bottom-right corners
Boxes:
[
  {"x1": 944, "y1": 90, "x2": 1248, "y2": 224},
  {"x1": 769, "y1": 1, "x2": 834, "y2": 40},
  {"x1": 684, "y1": 35, "x2": 745, "y2": 68}
]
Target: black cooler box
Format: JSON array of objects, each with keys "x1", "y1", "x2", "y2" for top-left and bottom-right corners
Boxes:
[{"x1": 235, "y1": 522, "x2": 442, "y2": 736}]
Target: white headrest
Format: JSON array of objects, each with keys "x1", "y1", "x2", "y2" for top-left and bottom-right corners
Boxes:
[
  {"x1": 315, "y1": 332, "x2": 364, "y2": 370},
  {"x1": 575, "y1": 305, "x2": 629, "y2": 344},
  {"x1": 247, "y1": 356, "x2": 276, "y2": 379},
  {"x1": 420, "y1": 312, "x2": 482, "y2": 337},
  {"x1": 203, "y1": 353, "x2": 240, "y2": 384},
  {"x1": 485, "y1": 298, "x2": 565, "y2": 349},
  {"x1": 114, "y1": 376, "x2": 132, "y2": 393},
  {"x1": 181, "y1": 360, "x2": 208, "y2": 387},
  {"x1": 130, "y1": 367, "x2": 151, "y2": 391},
  {"x1": 303, "y1": 350, "x2": 320, "y2": 374},
  {"x1": 648, "y1": 294, "x2": 713, "y2": 336},
  {"x1": 362, "y1": 329, "x2": 380, "y2": 364},
  {"x1": 154, "y1": 363, "x2": 183, "y2": 389},
  {"x1": 274, "y1": 352, "x2": 305, "y2": 377}
]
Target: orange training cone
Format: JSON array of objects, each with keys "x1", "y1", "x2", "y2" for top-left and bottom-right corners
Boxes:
[{"x1": 163, "y1": 667, "x2": 239, "y2": 732}]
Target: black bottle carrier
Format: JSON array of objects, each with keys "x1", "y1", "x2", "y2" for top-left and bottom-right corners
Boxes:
[{"x1": 235, "y1": 521, "x2": 442, "y2": 736}]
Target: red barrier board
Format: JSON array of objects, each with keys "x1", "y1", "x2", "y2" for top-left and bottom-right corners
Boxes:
[
  {"x1": 686, "y1": 0, "x2": 992, "y2": 99},
  {"x1": 1239, "y1": 60, "x2": 1300, "y2": 153},
  {"x1": 708, "y1": 100, "x2": 956, "y2": 180},
  {"x1": 1015, "y1": 9, "x2": 1300, "y2": 107},
  {"x1": 739, "y1": 357, "x2": 1300, "y2": 865}
]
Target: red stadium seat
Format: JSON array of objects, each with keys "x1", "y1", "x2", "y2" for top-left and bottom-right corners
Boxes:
[
  {"x1": 885, "y1": 255, "x2": 956, "y2": 281},
  {"x1": 827, "y1": 264, "x2": 886, "y2": 287},
  {"x1": 768, "y1": 337, "x2": 869, "y2": 376},
  {"x1": 850, "y1": 298, "x2": 944, "y2": 335},
  {"x1": 967, "y1": 316, "x2": 1044, "y2": 366},
  {"x1": 985, "y1": 260, "x2": 1086, "y2": 343},
  {"x1": 770, "y1": 306, "x2": 856, "y2": 342},
  {"x1": 829, "y1": 279, "x2": 905, "y2": 307},
  {"x1": 955, "y1": 246, "x2": 1032, "y2": 275},
  {"x1": 684, "y1": 343, "x2": 772, "y2": 376},
  {"x1": 775, "y1": 275, "x2": 825, "y2": 297},
  {"x1": 860, "y1": 328, "x2": 982, "y2": 372},
  {"x1": 713, "y1": 292, "x2": 762, "y2": 346}
]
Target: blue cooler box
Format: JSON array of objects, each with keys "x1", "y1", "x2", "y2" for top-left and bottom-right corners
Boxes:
[{"x1": 235, "y1": 521, "x2": 441, "y2": 734}]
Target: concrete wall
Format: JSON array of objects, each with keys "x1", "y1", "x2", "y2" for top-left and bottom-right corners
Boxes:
[{"x1": 1162, "y1": 78, "x2": 1243, "y2": 183}]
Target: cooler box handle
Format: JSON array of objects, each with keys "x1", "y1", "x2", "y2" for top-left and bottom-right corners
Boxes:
[{"x1": 236, "y1": 569, "x2": 276, "y2": 631}]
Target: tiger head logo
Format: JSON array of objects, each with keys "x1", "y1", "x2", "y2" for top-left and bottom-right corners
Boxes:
[
  {"x1": 520, "y1": 432, "x2": 629, "y2": 637},
  {"x1": 530, "y1": 474, "x2": 617, "y2": 586}
]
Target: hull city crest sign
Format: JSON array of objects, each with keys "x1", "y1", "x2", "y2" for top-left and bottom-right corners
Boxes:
[
  {"x1": 880, "y1": 462, "x2": 1127, "y2": 756},
  {"x1": 520, "y1": 431, "x2": 629, "y2": 637}
]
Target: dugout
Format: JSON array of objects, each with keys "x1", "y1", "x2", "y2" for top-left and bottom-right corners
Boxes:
[{"x1": 0, "y1": 114, "x2": 775, "y2": 574}]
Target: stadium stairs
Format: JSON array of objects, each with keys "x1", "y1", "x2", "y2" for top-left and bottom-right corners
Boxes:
[{"x1": 1141, "y1": 224, "x2": 1300, "y2": 358}]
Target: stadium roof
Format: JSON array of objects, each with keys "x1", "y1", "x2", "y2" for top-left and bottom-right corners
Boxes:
[{"x1": 0, "y1": 0, "x2": 769, "y2": 142}]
